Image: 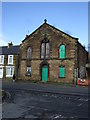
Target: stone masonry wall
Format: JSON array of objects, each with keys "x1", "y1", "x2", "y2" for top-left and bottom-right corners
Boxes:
[
  {"x1": 77, "y1": 42, "x2": 88, "y2": 78},
  {"x1": 19, "y1": 23, "x2": 77, "y2": 83}
]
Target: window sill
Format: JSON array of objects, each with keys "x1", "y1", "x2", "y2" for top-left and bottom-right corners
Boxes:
[
  {"x1": 26, "y1": 73, "x2": 31, "y2": 77},
  {"x1": 0, "y1": 63, "x2": 4, "y2": 65},
  {"x1": 59, "y1": 58, "x2": 65, "y2": 60},
  {"x1": 8, "y1": 63, "x2": 13, "y2": 65},
  {"x1": 27, "y1": 59, "x2": 32, "y2": 61},
  {"x1": 40, "y1": 58, "x2": 50, "y2": 60},
  {"x1": 0, "y1": 66, "x2": 4, "y2": 68},
  {"x1": 26, "y1": 75, "x2": 31, "y2": 77},
  {"x1": 6, "y1": 66, "x2": 14, "y2": 68},
  {"x1": 59, "y1": 77, "x2": 65, "y2": 78},
  {"x1": 6, "y1": 75, "x2": 13, "y2": 77}
]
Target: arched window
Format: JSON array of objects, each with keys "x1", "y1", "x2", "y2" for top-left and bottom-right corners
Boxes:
[
  {"x1": 27, "y1": 47, "x2": 32, "y2": 59},
  {"x1": 59, "y1": 44, "x2": 65, "y2": 59},
  {"x1": 41, "y1": 41, "x2": 50, "y2": 59},
  {"x1": 46, "y1": 42, "x2": 50, "y2": 58},
  {"x1": 41, "y1": 43, "x2": 45, "y2": 59}
]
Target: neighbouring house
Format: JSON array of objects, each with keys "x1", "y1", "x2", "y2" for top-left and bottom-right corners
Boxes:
[
  {"x1": 0, "y1": 42, "x2": 19, "y2": 79},
  {"x1": 0, "y1": 20, "x2": 89, "y2": 84}
]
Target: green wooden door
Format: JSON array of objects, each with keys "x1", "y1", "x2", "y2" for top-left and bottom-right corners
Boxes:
[
  {"x1": 59, "y1": 67, "x2": 65, "y2": 78},
  {"x1": 42, "y1": 66, "x2": 48, "y2": 82},
  {"x1": 59, "y1": 45, "x2": 65, "y2": 59}
]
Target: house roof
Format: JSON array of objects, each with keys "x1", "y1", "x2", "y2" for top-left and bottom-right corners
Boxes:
[
  {"x1": 22, "y1": 22, "x2": 78, "y2": 43},
  {"x1": 0, "y1": 45, "x2": 20, "y2": 55}
]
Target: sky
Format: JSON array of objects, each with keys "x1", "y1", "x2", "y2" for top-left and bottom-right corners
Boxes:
[{"x1": 1, "y1": 2, "x2": 88, "y2": 50}]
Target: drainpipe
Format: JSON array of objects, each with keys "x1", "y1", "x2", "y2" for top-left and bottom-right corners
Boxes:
[{"x1": 76, "y1": 40, "x2": 78, "y2": 85}]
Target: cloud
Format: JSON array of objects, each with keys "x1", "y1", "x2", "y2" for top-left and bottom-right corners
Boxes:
[{"x1": 0, "y1": 33, "x2": 8, "y2": 46}]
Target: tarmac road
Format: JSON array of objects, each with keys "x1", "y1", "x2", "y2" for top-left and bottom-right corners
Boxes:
[
  {"x1": 2, "y1": 81, "x2": 89, "y2": 119},
  {"x1": 2, "y1": 81, "x2": 88, "y2": 96}
]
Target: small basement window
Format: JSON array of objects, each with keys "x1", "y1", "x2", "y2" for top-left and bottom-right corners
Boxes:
[{"x1": 26, "y1": 67, "x2": 31, "y2": 76}]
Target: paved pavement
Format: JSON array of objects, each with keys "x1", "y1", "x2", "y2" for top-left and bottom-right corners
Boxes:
[{"x1": 2, "y1": 81, "x2": 88, "y2": 96}]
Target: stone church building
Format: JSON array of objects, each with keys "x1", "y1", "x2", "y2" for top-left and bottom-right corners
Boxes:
[
  {"x1": 18, "y1": 20, "x2": 88, "y2": 84},
  {"x1": 0, "y1": 20, "x2": 89, "y2": 84}
]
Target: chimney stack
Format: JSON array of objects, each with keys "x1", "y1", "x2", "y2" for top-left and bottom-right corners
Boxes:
[{"x1": 8, "y1": 42, "x2": 13, "y2": 48}]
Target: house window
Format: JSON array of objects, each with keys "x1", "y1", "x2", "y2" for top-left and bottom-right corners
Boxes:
[
  {"x1": 41, "y1": 42, "x2": 50, "y2": 59},
  {"x1": 0, "y1": 55, "x2": 4, "y2": 64},
  {"x1": 59, "y1": 66, "x2": 65, "y2": 78},
  {"x1": 26, "y1": 67, "x2": 31, "y2": 76},
  {"x1": 27, "y1": 47, "x2": 32, "y2": 59},
  {"x1": 6, "y1": 66, "x2": 14, "y2": 77},
  {"x1": 0, "y1": 67, "x2": 3, "y2": 78},
  {"x1": 8, "y1": 55, "x2": 13, "y2": 65},
  {"x1": 59, "y1": 44, "x2": 65, "y2": 59}
]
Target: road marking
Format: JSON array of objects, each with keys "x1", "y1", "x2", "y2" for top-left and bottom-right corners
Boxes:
[{"x1": 78, "y1": 103, "x2": 82, "y2": 107}]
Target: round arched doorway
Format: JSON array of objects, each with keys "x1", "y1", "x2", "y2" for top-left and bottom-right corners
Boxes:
[
  {"x1": 42, "y1": 65, "x2": 48, "y2": 82},
  {"x1": 40, "y1": 61, "x2": 49, "y2": 82}
]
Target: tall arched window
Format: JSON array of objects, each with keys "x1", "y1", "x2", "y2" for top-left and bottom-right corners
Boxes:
[
  {"x1": 27, "y1": 47, "x2": 32, "y2": 59},
  {"x1": 46, "y1": 42, "x2": 50, "y2": 58},
  {"x1": 41, "y1": 43, "x2": 45, "y2": 59},
  {"x1": 59, "y1": 44, "x2": 65, "y2": 59},
  {"x1": 41, "y1": 41, "x2": 50, "y2": 59}
]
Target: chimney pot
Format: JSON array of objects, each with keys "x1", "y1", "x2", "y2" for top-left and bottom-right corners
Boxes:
[{"x1": 8, "y1": 42, "x2": 13, "y2": 48}]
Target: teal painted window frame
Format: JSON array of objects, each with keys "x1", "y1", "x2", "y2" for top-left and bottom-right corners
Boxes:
[
  {"x1": 59, "y1": 44, "x2": 65, "y2": 59},
  {"x1": 59, "y1": 66, "x2": 65, "y2": 78}
]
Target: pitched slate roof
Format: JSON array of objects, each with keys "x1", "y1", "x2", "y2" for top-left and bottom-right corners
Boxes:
[{"x1": 0, "y1": 45, "x2": 20, "y2": 55}]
